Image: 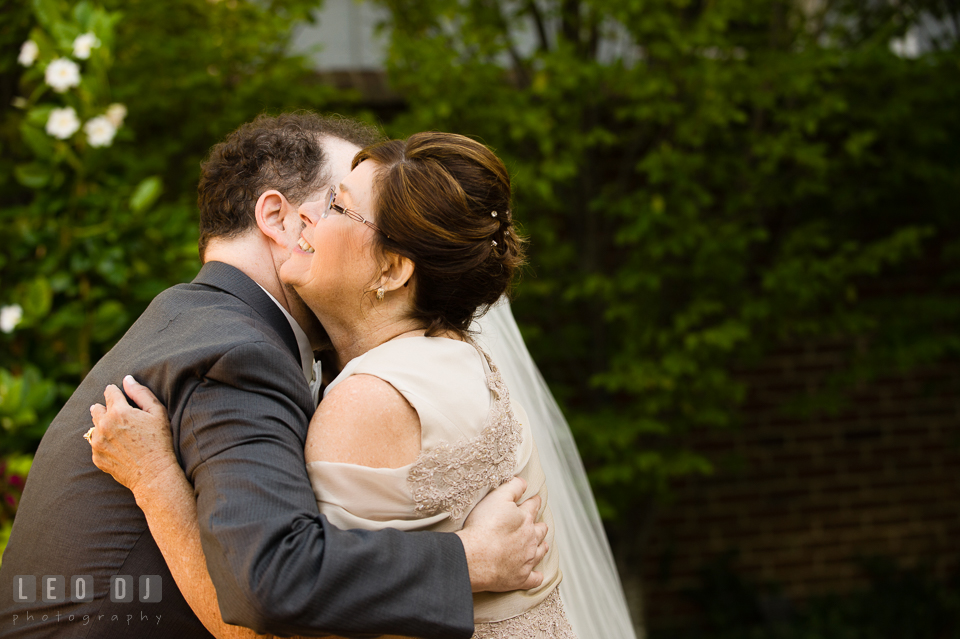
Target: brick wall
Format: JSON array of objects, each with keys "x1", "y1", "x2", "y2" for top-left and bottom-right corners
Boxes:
[{"x1": 639, "y1": 342, "x2": 960, "y2": 628}]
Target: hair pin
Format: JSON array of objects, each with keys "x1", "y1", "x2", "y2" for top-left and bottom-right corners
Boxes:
[
  {"x1": 491, "y1": 211, "x2": 498, "y2": 218},
  {"x1": 491, "y1": 240, "x2": 498, "y2": 247}
]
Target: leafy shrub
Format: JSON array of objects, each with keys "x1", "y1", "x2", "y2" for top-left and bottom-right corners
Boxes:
[{"x1": 372, "y1": 0, "x2": 960, "y2": 522}]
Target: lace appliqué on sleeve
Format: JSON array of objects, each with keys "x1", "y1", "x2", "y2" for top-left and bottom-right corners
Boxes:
[
  {"x1": 473, "y1": 589, "x2": 578, "y2": 639},
  {"x1": 407, "y1": 345, "x2": 523, "y2": 521}
]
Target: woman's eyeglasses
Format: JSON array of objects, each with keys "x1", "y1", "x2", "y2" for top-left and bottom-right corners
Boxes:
[{"x1": 322, "y1": 187, "x2": 385, "y2": 236}]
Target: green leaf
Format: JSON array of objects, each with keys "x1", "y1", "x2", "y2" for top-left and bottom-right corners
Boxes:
[
  {"x1": 42, "y1": 302, "x2": 86, "y2": 333},
  {"x1": 73, "y1": 1, "x2": 94, "y2": 29},
  {"x1": 30, "y1": 0, "x2": 62, "y2": 32},
  {"x1": 19, "y1": 124, "x2": 54, "y2": 160},
  {"x1": 0, "y1": 372, "x2": 25, "y2": 418},
  {"x1": 5, "y1": 452, "x2": 35, "y2": 477},
  {"x1": 90, "y1": 9, "x2": 119, "y2": 48},
  {"x1": 13, "y1": 163, "x2": 51, "y2": 189},
  {"x1": 27, "y1": 28, "x2": 58, "y2": 66},
  {"x1": 25, "y1": 106, "x2": 54, "y2": 127},
  {"x1": 20, "y1": 278, "x2": 53, "y2": 320},
  {"x1": 129, "y1": 176, "x2": 163, "y2": 213},
  {"x1": 91, "y1": 300, "x2": 129, "y2": 342},
  {"x1": 50, "y1": 21, "x2": 80, "y2": 50}
]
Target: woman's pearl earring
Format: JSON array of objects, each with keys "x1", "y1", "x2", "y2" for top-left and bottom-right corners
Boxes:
[{"x1": 376, "y1": 287, "x2": 385, "y2": 301}]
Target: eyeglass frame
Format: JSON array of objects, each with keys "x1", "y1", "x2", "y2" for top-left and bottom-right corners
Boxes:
[{"x1": 321, "y1": 187, "x2": 388, "y2": 238}]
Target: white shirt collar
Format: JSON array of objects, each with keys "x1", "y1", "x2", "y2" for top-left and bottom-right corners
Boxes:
[{"x1": 256, "y1": 284, "x2": 319, "y2": 394}]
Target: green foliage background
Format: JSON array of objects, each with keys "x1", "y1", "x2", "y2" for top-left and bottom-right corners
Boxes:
[
  {"x1": 1, "y1": 0, "x2": 958, "y2": 614},
  {"x1": 374, "y1": 0, "x2": 960, "y2": 522}
]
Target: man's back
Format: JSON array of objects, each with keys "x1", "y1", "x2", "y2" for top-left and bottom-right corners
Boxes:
[{"x1": 0, "y1": 263, "x2": 308, "y2": 637}]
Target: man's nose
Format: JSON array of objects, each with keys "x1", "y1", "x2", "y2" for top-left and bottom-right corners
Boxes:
[{"x1": 300, "y1": 206, "x2": 320, "y2": 226}]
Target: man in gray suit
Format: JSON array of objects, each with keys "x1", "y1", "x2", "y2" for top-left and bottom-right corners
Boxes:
[{"x1": 0, "y1": 113, "x2": 546, "y2": 638}]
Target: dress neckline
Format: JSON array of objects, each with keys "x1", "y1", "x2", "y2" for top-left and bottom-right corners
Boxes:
[{"x1": 324, "y1": 335, "x2": 485, "y2": 399}]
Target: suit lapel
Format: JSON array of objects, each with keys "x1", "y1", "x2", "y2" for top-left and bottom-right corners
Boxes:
[{"x1": 192, "y1": 261, "x2": 302, "y2": 363}]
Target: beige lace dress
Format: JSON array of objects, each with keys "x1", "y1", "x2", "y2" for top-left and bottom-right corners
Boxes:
[{"x1": 306, "y1": 336, "x2": 577, "y2": 638}]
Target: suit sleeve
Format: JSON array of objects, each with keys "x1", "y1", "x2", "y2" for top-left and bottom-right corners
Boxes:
[{"x1": 178, "y1": 340, "x2": 474, "y2": 638}]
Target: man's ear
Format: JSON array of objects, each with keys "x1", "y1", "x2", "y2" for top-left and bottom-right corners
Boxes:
[
  {"x1": 380, "y1": 252, "x2": 416, "y2": 293},
  {"x1": 255, "y1": 190, "x2": 293, "y2": 245}
]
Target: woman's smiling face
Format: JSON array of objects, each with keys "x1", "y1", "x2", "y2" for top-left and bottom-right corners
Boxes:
[{"x1": 280, "y1": 159, "x2": 383, "y2": 318}]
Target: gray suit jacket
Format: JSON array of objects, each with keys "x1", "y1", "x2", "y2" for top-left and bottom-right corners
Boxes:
[{"x1": 0, "y1": 262, "x2": 474, "y2": 638}]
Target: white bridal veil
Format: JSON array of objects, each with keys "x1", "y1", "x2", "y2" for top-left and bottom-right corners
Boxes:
[{"x1": 473, "y1": 299, "x2": 638, "y2": 639}]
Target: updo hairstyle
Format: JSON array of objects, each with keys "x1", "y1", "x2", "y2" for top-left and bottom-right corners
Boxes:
[{"x1": 353, "y1": 132, "x2": 526, "y2": 337}]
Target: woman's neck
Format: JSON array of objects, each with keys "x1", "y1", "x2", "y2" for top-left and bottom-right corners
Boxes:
[{"x1": 322, "y1": 312, "x2": 426, "y2": 369}]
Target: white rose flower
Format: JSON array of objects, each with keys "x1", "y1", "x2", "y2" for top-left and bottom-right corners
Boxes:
[
  {"x1": 84, "y1": 115, "x2": 117, "y2": 148},
  {"x1": 18, "y1": 40, "x2": 39, "y2": 67},
  {"x1": 0, "y1": 305, "x2": 23, "y2": 334},
  {"x1": 105, "y1": 103, "x2": 127, "y2": 128},
  {"x1": 45, "y1": 58, "x2": 81, "y2": 93},
  {"x1": 72, "y1": 32, "x2": 101, "y2": 60},
  {"x1": 46, "y1": 107, "x2": 81, "y2": 140}
]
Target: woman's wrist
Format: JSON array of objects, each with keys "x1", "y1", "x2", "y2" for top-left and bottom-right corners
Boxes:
[{"x1": 131, "y1": 459, "x2": 190, "y2": 511}]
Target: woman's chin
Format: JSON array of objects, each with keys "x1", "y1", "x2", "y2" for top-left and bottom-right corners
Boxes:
[{"x1": 279, "y1": 256, "x2": 310, "y2": 288}]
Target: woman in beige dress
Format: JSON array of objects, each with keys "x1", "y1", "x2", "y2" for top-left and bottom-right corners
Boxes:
[{"x1": 89, "y1": 132, "x2": 577, "y2": 638}]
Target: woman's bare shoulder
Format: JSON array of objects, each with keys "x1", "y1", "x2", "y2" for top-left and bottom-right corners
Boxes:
[{"x1": 304, "y1": 373, "x2": 421, "y2": 469}]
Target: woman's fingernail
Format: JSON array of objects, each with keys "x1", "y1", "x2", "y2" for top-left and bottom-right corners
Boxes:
[{"x1": 124, "y1": 375, "x2": 136, "y2": 385}]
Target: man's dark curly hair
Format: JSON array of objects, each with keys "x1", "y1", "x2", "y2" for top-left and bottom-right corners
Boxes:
[{"x1": 197, "y1": 112, "x2": 382, "y2": 260}]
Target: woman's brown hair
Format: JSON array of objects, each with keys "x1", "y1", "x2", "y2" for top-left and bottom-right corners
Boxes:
[{"x1": 354, "y1": 132, "x2": 526, "y2": 336}]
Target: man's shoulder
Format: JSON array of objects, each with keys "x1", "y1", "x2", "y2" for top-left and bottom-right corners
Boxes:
[
  {"x1": 138, "y1": 278, "x2": 281, "y2": 347},
  {"x1": 149, "y1": 276, "x2": 251, "y2": 313},
  {"x1": 86, "y1": 274, "x2": 306, "y2": 421}
]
